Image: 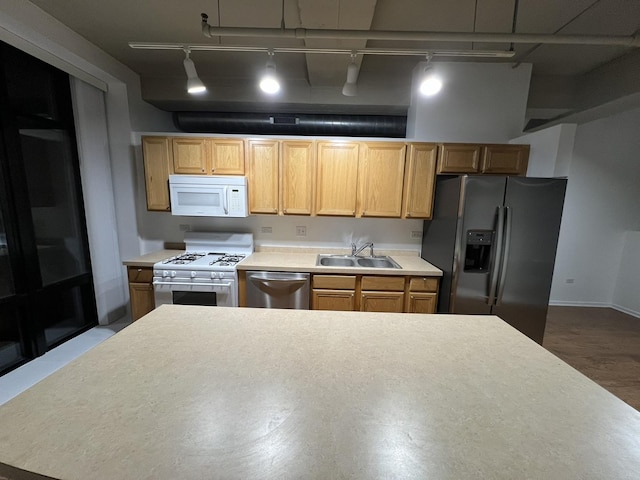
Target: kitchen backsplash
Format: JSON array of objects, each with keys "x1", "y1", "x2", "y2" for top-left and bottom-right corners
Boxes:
[{"x1": 138, "y1": 214, "x2": 424, "y2": 255}]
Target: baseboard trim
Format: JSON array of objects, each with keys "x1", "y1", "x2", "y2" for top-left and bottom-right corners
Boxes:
[
  {"x1": 548, "y1": 301, "x2": 640, "y2": 319},
  {"x1": 611, "y1": 304, "x2": 640, "y2": 319}
]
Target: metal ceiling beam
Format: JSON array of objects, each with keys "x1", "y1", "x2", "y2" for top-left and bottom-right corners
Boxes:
[{"x1": 201, "y1": 16, "x2": 640, "y2": 47}]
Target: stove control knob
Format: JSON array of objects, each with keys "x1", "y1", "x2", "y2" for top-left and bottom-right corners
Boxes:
[
  {"x1": 162, "y1": 271, "x2": 169, "y2": 278},
  {"x1": 170, "y1": 271, "x2": 176, "y2": 278},
  {"x1": 211, "y1": 272, "x2": 219, "y2": 279},
  {"x1": 191, "y1": 271, "x2": 197, "y2": 278}
]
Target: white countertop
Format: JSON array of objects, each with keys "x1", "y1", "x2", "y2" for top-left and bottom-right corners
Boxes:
[{"x1": 0, "y1": 305, "x2": 639, "y2": 479}]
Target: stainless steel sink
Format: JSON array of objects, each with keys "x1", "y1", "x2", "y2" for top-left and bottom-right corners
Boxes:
[
  {"x1": 356, "y1": 257, "x2": 401, "y2": 269},
  {"x1": 318, "y1": 255, "x2": 357, "y2": 267},
  {"x1": 316, "y1": 254, "x2": 401, "y2": 269}
]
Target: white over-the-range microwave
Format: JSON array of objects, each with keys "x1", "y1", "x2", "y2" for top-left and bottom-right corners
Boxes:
[{"x1": 169, "y1": 175, "x2": 249, "y2": 217}]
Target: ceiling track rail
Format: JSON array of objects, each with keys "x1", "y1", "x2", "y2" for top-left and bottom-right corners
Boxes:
[
  {"x1": 128, "y1": 42, "x2": 515, "y2": 58},
  {"x1": 200, "y1": 14, "x2": 640, "y2": 48}
]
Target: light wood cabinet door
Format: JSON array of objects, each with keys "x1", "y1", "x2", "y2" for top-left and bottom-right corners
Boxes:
[
  {"x1": 281, "y1": 140, "x2": 314, "y2": 215},
  {"x1": 315, "y1": 141, "x2": 359, "y2": 216},
  {"x1": 402, "y1": 143, "x2": 437, "y2": 219},
  {"x1": 358, "y1": 142, "x2": 406, "y2": 217},
  {"x1": 481, "y1": 144, "x2": 530, "y2": 175},
  {"x1": 208, "y1": 139, "x2": 245, "y2": 174},
  {"x1": 142, "y1": 136, "x2": 171, "y2": 211},
  {"x1": 127, "y1": 267, "x2": 155, "y2": 321},
  {"x1": 406, "y1": 292, "x2": 438, "y2": 313},
  {"x1": 172, "y1": 138, "x2": 207, "y2": 174},
  {"x1": 361, "y1": 291, "x2": 405, "y2": 312},
  {"x1": 247, "y1": 139, "x2": 279, "y2": 214},
  {"x1": 312, "y1": 290, "x2": 356, "y2": 311},
  {"x1": 437, "y1": 144, "x2": 482, "y2": 174}
]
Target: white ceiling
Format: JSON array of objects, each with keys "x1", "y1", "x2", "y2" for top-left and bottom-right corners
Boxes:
[{"x1": 27, "y1": 0, "x2": 640, "y2": 125}]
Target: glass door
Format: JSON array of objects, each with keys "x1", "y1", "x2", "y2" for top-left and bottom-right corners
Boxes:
[
  {"x1": 0, "y1": 41, "x2": 97, "y2": 371},
  {"x1": 0, "y1": 194, "x2": 29, "y2": 373}
]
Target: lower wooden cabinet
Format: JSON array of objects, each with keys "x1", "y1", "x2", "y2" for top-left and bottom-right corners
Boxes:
[
  {"x1": 312, "y1": 275, "x2": 356, "y2": 311},
  {"x1": 127, "y1": 266, "x2": 155, "y2": 321},
  {"x1": 311, "y1": 274, "x2": 439, "y2": 314}
]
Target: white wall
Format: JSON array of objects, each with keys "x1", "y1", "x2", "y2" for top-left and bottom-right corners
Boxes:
[
  {"x1": 613, "y1": 231, "x2": 640, "y2": 316},
  {"x1": 550, "y1": 108, "x2": 640, "y2": 316},
  {"x1": 512, "y1": 124, "x2": 576, "y2": 178},
  {"x1": 407, "y1": 62, "x2": 532, "y2": 142}
]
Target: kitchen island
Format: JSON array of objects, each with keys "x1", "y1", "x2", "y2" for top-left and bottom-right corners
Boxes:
[{"x1": 1, "y1": 306, "x2": 639, "y2": 479}]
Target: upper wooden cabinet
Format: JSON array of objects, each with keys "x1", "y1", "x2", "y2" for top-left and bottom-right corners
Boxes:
[
  {"x1": 436, "y1": 143, "x2": 482, "y2": 174},
  {"x1": 141, "y1": 136, "x2": 171, "y2": 211},
  {"x1": 246, "y1": 139, "x2": 314, "y2": 215},
  {"x1": 402, "y1": 143, "x2": 437, "y2": 219},
  {"x1": 172, "y1": 137, "x2": 206, "y2": 174},
  {"x1": 207, "y1": 139, "x2": 245, "y2": 174},
  {"x1": 436, "y1": 142, "x2": 530, "y2": 176},
  {"x1": 281, "y1": 140, "x2": 314, "y2": 215},
  {"x1": 172, "y1": 137, "x2": 245, "y2": 175},
  {"x1": 358, "y1": 142, "x2": 406, "y2": 218},
  {"x1": 246, "y1": 139, "x2": 279, "y2": 214},
  {"x1": 480, "y1": 144, "x2": 530, "y2": 175},
  {"x1": 315, "y1": 141, "x2": 360, "y2": 216}
]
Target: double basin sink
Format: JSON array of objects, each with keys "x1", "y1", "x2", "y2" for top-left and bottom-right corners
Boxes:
[{"x1": 316, "y1": 254, "x2": 402, "y2": 269}]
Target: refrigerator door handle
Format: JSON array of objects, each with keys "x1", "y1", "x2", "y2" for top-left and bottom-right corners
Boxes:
[
  {"x1": 496, "y1": 205, "x2": 513, "y2": 306},
  {"x1": 487, "y1": 205, "x2": 504, "y2": 306}
]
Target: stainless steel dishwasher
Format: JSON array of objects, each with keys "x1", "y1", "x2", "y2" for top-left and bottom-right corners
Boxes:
[{"x1": 245, "y1": 271, "x2": 310, "y2": 309}]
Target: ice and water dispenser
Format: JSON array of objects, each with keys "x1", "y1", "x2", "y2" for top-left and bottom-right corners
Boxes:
[{"x1": 464, "y1": 230, "x2": 494, "y2": 272}]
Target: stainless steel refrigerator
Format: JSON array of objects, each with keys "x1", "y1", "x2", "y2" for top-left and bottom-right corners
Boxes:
[{"x1": 421, "y1": 175, "x2": 567, "y2": 344}]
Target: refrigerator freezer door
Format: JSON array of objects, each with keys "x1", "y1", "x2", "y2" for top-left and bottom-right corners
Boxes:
[
  {"x1": 492, "y1": 177, "x2": 567, "y2": 343},
  {"x1": 452, "y1": 176, "x2": 507, "y2": 314}
]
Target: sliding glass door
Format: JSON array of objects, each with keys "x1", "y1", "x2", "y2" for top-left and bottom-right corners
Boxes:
[{"x1": 0, "y1": 41, "x2": 97, "y2": 374}]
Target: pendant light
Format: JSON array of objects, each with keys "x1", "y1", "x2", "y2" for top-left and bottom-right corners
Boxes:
[
  {"x1": 259, "y1": 51, "x2": 280, "y2": 94},
  {"x1": 183, "y1": 48, "x2": 206, "y2": 94},
  {"x1": 419, "y1": 54, "x2": 442, "y2": 96},
  {"x1": 342, "y1": 53, "x2": 359, "y2": 97}
]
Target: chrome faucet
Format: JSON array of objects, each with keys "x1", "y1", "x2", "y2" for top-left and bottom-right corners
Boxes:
[{"x1": 351, "y1": 242, "x2": 374, "y2": 257}]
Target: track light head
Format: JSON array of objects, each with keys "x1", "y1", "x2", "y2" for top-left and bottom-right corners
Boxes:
[
  {"x1": 183, "y1": 50, "x2": 206, "y2": 94},
  {"x1": 259, "y1": 54, "x2": 280, "y2": 94},
  {"x1": 419, "y1": 55, "x2": 442, "y2": 96},
  {"x1": 342, "y1": 54, "x2": 359, "y2": 97}
]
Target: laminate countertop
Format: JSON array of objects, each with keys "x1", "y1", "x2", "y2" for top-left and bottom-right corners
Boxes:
[
  {"x1": 237, "y1": 251, "x2": 443, "y2": 276},
  {"x1": 1, "y1": 306, "x2": 639, "y2": 479},
  {"x1": 123, "y1": 249, "x2": 443, "y2": 277},
  {"x1": 122, "y1": 249, "x2": 183, "y2": 268}
]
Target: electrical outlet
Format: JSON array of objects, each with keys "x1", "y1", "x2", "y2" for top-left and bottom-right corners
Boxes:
[
  {"x1": 179, "y1": 224, "x2": 191, "y2": 232},
  {"x1": 296, "y1": 226, "x2": 307, "y2": 237},
  {"x1": 261, "y1": 226, "x2": 272, "y2": 234},
  {"x1": 411, "y1": 231, "x2": 422, "y2": 239},
  {"x1": 565, "y1": 278, "x2": 575, "y2": 284}
]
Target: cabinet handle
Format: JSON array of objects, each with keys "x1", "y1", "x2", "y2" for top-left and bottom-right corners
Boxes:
[
  {"x1": 137, "y1": 268, "x2": 142, "y2": 272},
  {"x1": 201, "y1": 168, "x2": 204, "y2": 172},
  {"x1": 407, "y1": 212, "x2": 412, "y2": 217},
  {"x1": 211, "y1": 168, "x2": 215, "y2": 172},
  {"x1": 166, "y1": 206, "x2": 170, "y2": 210},
  {"x1": 283, "y1": 209, "x2": 287, "y2": 213}
]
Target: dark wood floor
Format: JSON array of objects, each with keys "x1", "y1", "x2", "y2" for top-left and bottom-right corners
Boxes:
[{"x1": 543, "y1": 306, "x2": 640, "y2": 411}]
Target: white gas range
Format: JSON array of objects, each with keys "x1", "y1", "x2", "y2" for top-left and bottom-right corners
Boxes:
[{"x1": 152, "y1": 232, "x2": 254, "y2": 308}]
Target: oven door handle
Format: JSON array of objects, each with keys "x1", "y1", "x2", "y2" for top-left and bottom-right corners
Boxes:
[{"x1": 153, "y1": 281, "x2": 232, "y2": 288}]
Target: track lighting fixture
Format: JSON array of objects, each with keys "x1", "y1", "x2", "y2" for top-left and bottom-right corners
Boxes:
[
  {"x1": 183, "y1": 48, "x2": 206, "y2": 94},
  {"x1": 259, "y1": 52, "x2": 280, "y2": 94},
  {"x1": 342, "y1": 53, "x2": 359, "y2": 97},
  {"x1": 419, "y1": 54, "x2": 442, "y2": 96}
]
